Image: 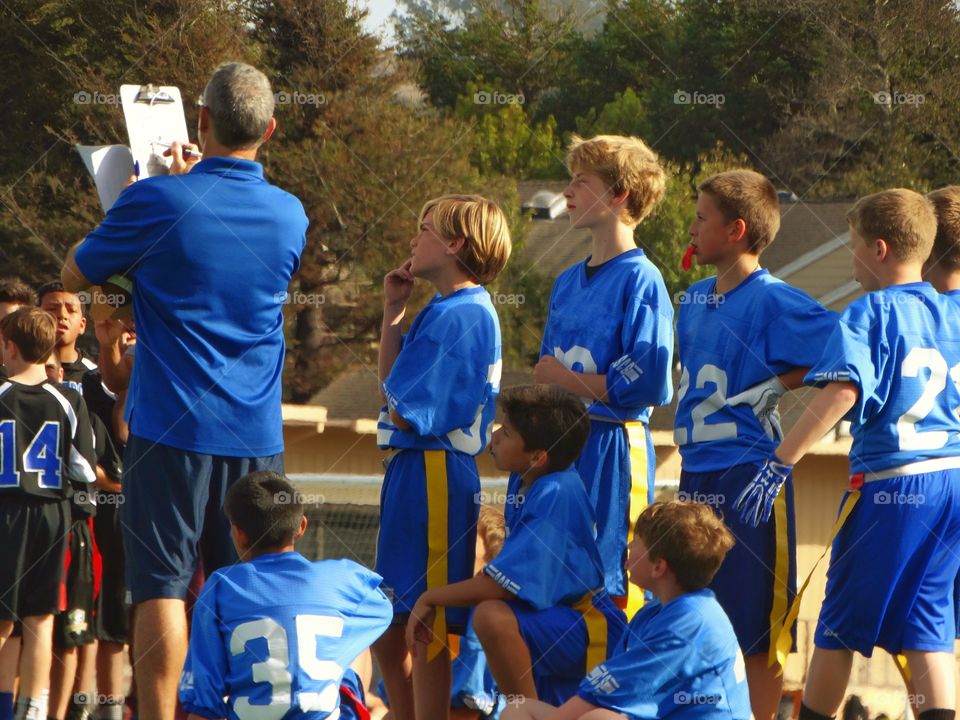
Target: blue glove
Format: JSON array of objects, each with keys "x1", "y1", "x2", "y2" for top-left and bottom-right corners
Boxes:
[{"x1": 734, "y1": 456, "x2": 793, "y2": 527}]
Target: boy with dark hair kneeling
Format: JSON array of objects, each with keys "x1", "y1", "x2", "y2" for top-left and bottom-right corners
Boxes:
[
  {"x1": 503, "y1": 501, "x2": 751, "y2": 720},
  {"x1": 407, "y1": 385, "x2": 627, "y2": 710},
  {"x1": 178, "y1": 471, "x2": 393, "y2": 720}
]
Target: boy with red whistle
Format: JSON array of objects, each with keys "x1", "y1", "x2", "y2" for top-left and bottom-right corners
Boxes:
[{"x1": 673, "y1": 170, "x2": 836, "y2": 720}]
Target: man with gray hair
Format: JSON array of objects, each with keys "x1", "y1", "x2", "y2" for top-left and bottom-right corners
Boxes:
[{"x1": 62, "y1": 62, "x2": 307, "y2": 720}]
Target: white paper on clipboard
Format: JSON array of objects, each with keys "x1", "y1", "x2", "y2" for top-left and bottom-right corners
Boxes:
[
  {"x1": 76, "y1": 144, "x2": 135, "y2": 212},
  {"x1": 120, "y1": 84, "x2": 191, "y2": 178}
]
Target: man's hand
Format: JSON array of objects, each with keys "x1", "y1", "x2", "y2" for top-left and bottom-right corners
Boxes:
[
  {"x1": 733, "y1": 456, "x2": 793, "y2": 527},
  {"x1": 164, "y1": 141, "x2": 202, "y2": 175},
  {"x1": 384, "y1": 261, "x2": 415, "y2": 308},
  {"x1": 533, "y1": 355, "x2": 571, "y2": 386},
  {"x1": 727, "y1": 376, "x2": 787, "y2": 440},
  {"x1": 405, "y1": 597, "x2": 436, "y2": 656},
  {"x1": 94, "y1": 318, "x2": 131, "y2": 348}
]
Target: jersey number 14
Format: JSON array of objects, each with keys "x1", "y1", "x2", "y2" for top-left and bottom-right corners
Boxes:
[{"x1": 0, "y1": 420, "x2": 62, "y2": 489}]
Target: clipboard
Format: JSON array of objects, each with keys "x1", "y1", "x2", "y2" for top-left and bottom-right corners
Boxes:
[{"x1": 120, "y1": 84, "x2": 191, "y2": 178}]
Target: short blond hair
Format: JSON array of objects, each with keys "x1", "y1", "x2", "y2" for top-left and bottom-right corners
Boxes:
[
  {"x1": 698, "y1": 170, "x2": 781, "y2": 254},
  {"x1": 847, "y1": 189, "x2": 936, "y2": 262},
  {"x1": 926, "y1": 186, "x2": 960, "y2": 272},
  {"x1": 477, "y1": 505, "x2": 505, "y2": 563},
  {"x1": 566, "y1": 134, "x2": 666, "y2": 225},
  {"x1": 419, "y1": 194, "x2": 512, "y2": 284}
]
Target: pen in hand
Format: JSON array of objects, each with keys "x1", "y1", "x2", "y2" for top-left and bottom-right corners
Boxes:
[{"x1": 154, "y1": 142, "x2": 202, "y2": 160}]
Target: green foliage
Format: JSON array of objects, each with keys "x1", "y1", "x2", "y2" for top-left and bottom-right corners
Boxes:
[
  {"x1": 575, "y1": 88, "x2": 650, "y2": 140},
  {"x1": 454, "y1": 81, "x2": 566, "y2": 179}
]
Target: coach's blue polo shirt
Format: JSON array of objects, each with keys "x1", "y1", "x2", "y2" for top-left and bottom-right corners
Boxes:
[{"x1": 75, "y1": 157, "x2": 307, "y2": 457}]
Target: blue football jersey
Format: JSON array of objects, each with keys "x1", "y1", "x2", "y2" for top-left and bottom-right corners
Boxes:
[
  {"x1": 484, "y1": 469, "x2": 605, "y2": 609},
  {"x1": 675, "y1": 270, "x2": 837, "y2": 472},
  {"x1": 179, "y1": 553, "x2": 392, "y2": 720},
  {"x1": 806, "y1": 283, "x2": 960, "y2": 473},
  {"x1": 377, "y1": 287, "x2": 501, "y2": 454},
  {"x1": 578, "y1": 589, "x2": 750, "y2": 720},
  {"x1": 540, "y1": 249, "x2": 674, "y2": 423}
]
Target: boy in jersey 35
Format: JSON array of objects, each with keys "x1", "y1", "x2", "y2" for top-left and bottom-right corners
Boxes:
[{"x1": 179, "y1": 472, "x2": 392, "y2": 720}]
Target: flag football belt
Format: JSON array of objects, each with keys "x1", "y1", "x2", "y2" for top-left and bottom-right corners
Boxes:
[
  {"x1": 773, "y1": 455, "x2": 960, "y2": 672},
  {"x1": 849, "y1": 456, "x2": 960, "y2": 486}
]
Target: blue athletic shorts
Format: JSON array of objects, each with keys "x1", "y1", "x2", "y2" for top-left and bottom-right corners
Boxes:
[
  {"x1": 575, "y1": 421, "x2": 654, "y2": 598},
  {"x1": 375, "y1": 448, "x2": 479, "y2": 633},
  {"x1": 508, "y1": 591, "x2": 627, "y2": 706},
  {"x1": 121, "y1": 434, "x2": 284, "y2": 603},
  {"x1": 816, "y1": 469, "x2": 960, "y2": 656},
  {"x1": 680, "y1": 461, "x2": 797, "y2": 658}
]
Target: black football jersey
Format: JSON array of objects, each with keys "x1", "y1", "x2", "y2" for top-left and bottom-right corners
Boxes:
[{"x1": 0, "y1": 380, "x2": 97, "y2": 499}]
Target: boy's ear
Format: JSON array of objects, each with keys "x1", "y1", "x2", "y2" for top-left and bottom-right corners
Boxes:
[
  {"x1": 445, "y1": 236, "x2": 467, "y2": 255},
  {"x1": 728, "y1": 217, "x2": 748, "y2": 244},
  {"x1": 232, "y1": 525, "x2": 250, "y2": 553},
  {"x1": 294, "y1": 515, "x2": 307, "y2": 542},
  {"x1": 875, "y1": 237, "x2": 891, "y2": 262},
  {"x1": 528, "y1": 448, "x2": 549, "y2": 471}
]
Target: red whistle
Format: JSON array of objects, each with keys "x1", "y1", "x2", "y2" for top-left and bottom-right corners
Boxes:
[{"x1": 682, "y1": 245, "x2": 695, "y2": 271}]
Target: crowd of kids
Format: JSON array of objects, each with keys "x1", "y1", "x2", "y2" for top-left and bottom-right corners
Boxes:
[{"x1": 3, "y1": 127, "x2": 960, "y2": 720}]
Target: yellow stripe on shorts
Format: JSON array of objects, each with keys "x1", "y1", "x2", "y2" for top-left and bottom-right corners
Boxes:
[
  {"x1": 767, "y1": 489, "x2": 790, "y2": 667},
  {"x1": 773, "y1": 490, "x2": 861, "y2": 672},
  {"x1": 575, "y1": 592, "x2": 609, "y2": 672},
  {"x1": 625, "y1": 422, "x2": 649, "y2": 619},
  {"x1": 424, "y1": 450, "x2": 449, "y2": 662}
]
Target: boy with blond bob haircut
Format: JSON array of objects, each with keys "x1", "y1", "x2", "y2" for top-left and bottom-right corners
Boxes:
[
  {"x1": 923, "y1": 186, "x2": 960, "y2": 292},
  {"x1": 407, "y1": 385, "x2": 626, "y2": 710},
  {"x1": 374, "y1": 194, "x2": 511, "y2": 720},
  {"x1": 0, "y1": 308, "x2": 97, "y2": 720},
  {"x1": 737, "y1": 189, "x2": 960, "y2": 720},
  {"x1": 675, "y1": 169, "x2": 837, "y2": 720},
  {"x1": 534, "y1": 134, "x2": 674, "y2": 614},
  {"x1": 502, "y1": 501, "x2": 750, "y2": 720}
]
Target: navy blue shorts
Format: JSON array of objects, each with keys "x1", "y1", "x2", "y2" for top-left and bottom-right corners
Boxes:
[
  {"x1": 375, "y1": 449, "x2": 479, "y2": 633},
  {"x1": 817, "y1": 470, "x2": 960, "y2": 656},
  {"x1": 680, "y1": 462, "x2": 797, "y2": 658},
  {"x1": 509, "y1": 591, "x2": 627, "y2": 706},
  {"x1": 121, "y1": 434, "x2": 284, "y2": 603},
  {"x1": 575, "y1": 421, "x2": 655, "y2": 599}
]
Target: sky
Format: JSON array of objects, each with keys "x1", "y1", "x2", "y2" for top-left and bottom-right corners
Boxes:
[{"x1": 359, "y1": 0, "x2": 400, "y2": 46}]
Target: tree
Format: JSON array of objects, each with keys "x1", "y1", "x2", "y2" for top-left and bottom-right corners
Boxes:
[
  {"x1": 395, "y1": 0, "x2": 590, "y2": 118},
  {"x1": 761, "y1": 0, "x2": 960, "y2": 197},
  {"x1": 0, "y1": 0, "x2": 253, "y2": 280}
]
